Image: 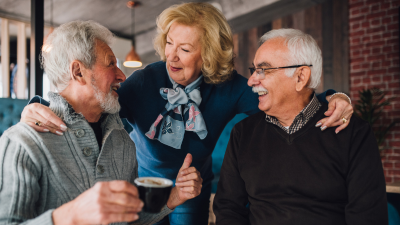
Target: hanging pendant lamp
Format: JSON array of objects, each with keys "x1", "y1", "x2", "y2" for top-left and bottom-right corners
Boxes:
[
  {"x1": 124, "y1": 1, "x2": 142, "y2": 68},
  {"x1": 124, "y1": 40, "x2": 142, "y2": 68}
]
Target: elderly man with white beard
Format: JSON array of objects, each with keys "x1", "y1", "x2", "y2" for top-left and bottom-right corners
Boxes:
[
  {"x1": 213, "y1": 29, "x2": 388, "y2": 225},
  {"x1": 0, "y1": 21, "x2": 202, "y2": 225}
]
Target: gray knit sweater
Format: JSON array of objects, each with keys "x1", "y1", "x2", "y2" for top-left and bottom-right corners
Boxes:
[{"x1": 0, "y1": 92, "x2": 173, "y2": 225}]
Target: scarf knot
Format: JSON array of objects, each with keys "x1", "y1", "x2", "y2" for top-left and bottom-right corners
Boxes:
[{"x1": 145, "y1": 75, "x2": 207, "y2": 149}]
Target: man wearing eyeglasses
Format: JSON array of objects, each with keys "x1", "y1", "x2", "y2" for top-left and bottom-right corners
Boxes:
[{"x1": 213, "y1": 29, "x2": 388, "y2": 225}]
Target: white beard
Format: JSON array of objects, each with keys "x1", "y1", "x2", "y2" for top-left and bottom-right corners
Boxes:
[{"x1": 91, "y1": 78, "x2": 121, "y2": 114}]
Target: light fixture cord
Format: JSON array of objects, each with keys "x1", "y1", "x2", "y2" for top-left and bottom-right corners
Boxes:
[{"x1": 131, "y1": 6, "x2": 135, "y2": 46}]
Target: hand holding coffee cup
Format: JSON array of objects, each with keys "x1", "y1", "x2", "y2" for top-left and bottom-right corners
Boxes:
[
  {"x1": 52, "y1": 181, "x2": 143, "y2": 224},
  {"x1": 167, "y1": 153, "x2": 203, "y2": 209}
]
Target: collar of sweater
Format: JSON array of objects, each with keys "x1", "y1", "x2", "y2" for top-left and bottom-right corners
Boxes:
[
  {"x1": 47, "y1": 92, "x2": 124, "y2": 132},
  {"x1": 265, "y1": 93, "x2": 321, "y2": 134}
]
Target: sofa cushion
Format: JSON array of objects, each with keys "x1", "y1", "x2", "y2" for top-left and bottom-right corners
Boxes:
[{"x1": 0, "y1": 98, "x2": 29, "y2": 136}]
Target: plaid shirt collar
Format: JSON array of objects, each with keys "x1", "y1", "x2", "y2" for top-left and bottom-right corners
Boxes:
[{"x1": 265, "y1": 93, "x2": 321, "y2": 134}]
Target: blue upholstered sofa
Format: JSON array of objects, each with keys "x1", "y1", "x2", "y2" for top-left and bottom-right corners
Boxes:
[{"x1": 0, "y1": 98, "x2": 29, "y2": 137}]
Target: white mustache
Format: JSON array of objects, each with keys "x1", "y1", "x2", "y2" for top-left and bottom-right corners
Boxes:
[
  {"x1": 111, "y1": 83, "x2": 121, "y2": 89},
  {"x1": 252, "y1": 86, "x2": 268, "y2": 93}
]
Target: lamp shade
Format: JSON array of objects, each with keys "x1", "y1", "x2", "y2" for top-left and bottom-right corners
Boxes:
[{"x1": 124, "y1": 45, "x2": 142, "y2": 68}]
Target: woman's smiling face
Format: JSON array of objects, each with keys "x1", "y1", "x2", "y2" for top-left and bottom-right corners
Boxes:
[{"x1": 165, "y1": 22, "x2": 203, "y2": 86}]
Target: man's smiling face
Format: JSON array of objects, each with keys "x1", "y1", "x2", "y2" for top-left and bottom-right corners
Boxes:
[
  {"x1": 87, "y1": 40, "x2": 126, "y2": 114},
  {"x1": 247, "y1": 38, "x2": 298, "y2": 117}
]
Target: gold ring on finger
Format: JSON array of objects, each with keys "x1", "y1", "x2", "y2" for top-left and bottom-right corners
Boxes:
[
  {"x1": 342, "y1": 117, "x2": 347, "y2": 124},
  {"x1": 35, "y1": 120, "x2": 42, "y2": 126}
]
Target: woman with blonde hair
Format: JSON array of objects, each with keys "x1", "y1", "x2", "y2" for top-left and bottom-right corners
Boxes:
[{"x1": 23, "y1": 2, "x2": 353, "y2": 224}]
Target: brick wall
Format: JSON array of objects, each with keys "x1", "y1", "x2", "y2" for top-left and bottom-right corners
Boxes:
[{"x1": 349, "y1": 0, "x2": 400, "y2": 183}]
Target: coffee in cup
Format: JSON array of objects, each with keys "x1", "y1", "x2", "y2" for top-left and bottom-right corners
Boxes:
[{"x1": 134, "y1": 177, "x2": 173, "y2": 213}]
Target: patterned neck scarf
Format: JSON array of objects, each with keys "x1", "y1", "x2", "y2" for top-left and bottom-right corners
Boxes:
[{"x1": 145, "y1": 69, "x2": 208, "y2": 149}]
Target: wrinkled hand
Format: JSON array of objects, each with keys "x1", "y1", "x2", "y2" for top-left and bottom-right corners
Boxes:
[
  {"x1": 21, "y1": 103, "x2": 67, "y2": 135},
  {"x1": 316, "y1": 93, "x2": 354, "y2": 134},
  {"x1": 167, "y1": 153, "x2": 202, "y2": 209},
  {"x1": 52, "y1": 181, "x2": 143, "y2": 225}
]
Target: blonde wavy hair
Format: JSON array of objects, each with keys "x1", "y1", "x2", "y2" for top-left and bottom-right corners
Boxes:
[{"x1": 154, "y1": 2, "x2": 234, "y2": 84}]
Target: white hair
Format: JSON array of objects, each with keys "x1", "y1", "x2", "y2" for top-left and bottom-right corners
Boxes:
[
  {"x1": 41, "y1": 20, "x2": 115, "y2": 91},
  {"x1": 259, "y1": 28, "x2": 322, "y2": 90}
]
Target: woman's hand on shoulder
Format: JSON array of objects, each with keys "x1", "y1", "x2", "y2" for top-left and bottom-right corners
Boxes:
[
  {"x1": 21, "y1": 103, "x2": 67, "y2": 135},
  {"x1": 316, "y1": 93, "x2": 354, "y2": 134}
]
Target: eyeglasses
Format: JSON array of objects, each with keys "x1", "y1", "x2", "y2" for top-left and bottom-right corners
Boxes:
[{"x1": 248, "y1": 65, "x2": 313, "y2": 80}]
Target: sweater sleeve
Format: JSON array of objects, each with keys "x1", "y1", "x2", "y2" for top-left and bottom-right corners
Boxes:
[
  {"x1": 345, "y1": 122, "x2": 388, "y2": 225},
  {"x1": 129, "y1": 205, "x2": 173, "y2": 225},
  {"x1": 316, "y1": 89, "x2": 336, "y2": 103},
  {"x1": 0, "y1": 135, "x2": 54, "y2": 225},
  {"x1": 28, "y1": 95, "x2": 50, "y2": 107},
  {"x1": 213, "y1": 125, "x2": 249, "y2": 225}
]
